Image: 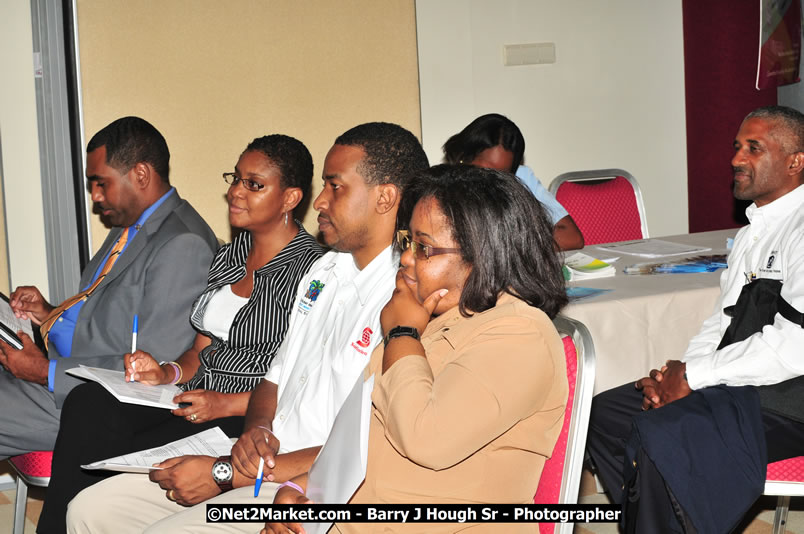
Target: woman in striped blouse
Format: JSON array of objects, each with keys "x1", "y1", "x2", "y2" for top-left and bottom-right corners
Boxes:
[{"x1": 38, "y1": 135, "x2": 323, "y2": 533}]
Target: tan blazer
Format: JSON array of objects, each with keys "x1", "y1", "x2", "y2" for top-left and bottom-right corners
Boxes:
[{"x1": 336, "y1": 293, "x2": 568, "y2": 533}]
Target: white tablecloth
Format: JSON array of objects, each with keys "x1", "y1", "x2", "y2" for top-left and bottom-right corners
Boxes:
[{"x1": 562, "y1": 229, "x2": 738, "y2": 394}]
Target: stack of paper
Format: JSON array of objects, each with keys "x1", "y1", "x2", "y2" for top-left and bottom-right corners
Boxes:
[
  {"x1": 66, "y1": 365, "x2": 182, "y2": 409},
  {"x1": 82, "y1": 427, "x2": 233, "y2": 473},
  {"x1": 563, "y1": 252, "x2": 616, "y2": 281},
  {"x1": 595, "y1": 239, "x2": 711, "y2": 258}
]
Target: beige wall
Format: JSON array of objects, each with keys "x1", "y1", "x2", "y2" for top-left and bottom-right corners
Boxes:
[
  {"x1": 0, "y1": 0, "x2": 49, "y2": 297},
  {"x1": 417, "y1": 0, "x2": 688, "y2": 238},
  {"x1": 76, "y1": 0, "x2": 421, "y2": 251}
]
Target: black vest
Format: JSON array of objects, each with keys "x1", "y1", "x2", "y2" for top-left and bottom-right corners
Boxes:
[{"x1": 717, "y1": 278, "x2": 804, "y2": 422}]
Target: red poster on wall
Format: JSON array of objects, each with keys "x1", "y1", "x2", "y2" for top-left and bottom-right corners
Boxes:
[{"x1": 756, "y1": 0, "x2": 801, "y2": 89}]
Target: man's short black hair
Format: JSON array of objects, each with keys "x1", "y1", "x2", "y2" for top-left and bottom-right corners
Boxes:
[
  {"x1": 334, "y1": 122, "x2": 429, "y2": 190},
  {"x1": 244, "y1": 134, "x2": 314, "y2": 201},
  {"x1": 442, "y1": 113, "x2": 526, "y2": 173},
  {"x1": 397, "y1": 164, "x2": 568, "y2": 318},
  {"x1": 87, "y1": 117, "x2": 170, "y2": 183}
]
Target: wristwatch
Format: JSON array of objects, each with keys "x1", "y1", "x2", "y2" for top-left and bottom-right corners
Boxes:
[
  {"x1": 383, "y1": 325, "x2": 420, "y2": 347},
  {"x1": 211, "y1": 455, "x2": 234, "y2": 492}
]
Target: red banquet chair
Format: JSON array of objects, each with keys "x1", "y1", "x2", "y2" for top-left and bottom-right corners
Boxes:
[
  {"x1": 8, "y1": 451, "x2": 53, "y2": 534},
  {"x1": 549, "y1": 169, "x2": 648, "y2": 245},
  {"x1": 534, "y1": 316, "x2": 596, "y2": 534},
  {"x1": 764, "y1": 456, "x2": 804, "y2": 533}
]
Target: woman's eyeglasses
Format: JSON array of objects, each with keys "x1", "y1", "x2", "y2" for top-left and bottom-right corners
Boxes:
[
  {"x1": 395, "y1": 230, "x2": 460, "y2": 260},
  {"x1": 223, "y1": 173, "x2": 265, "y2": 192}
]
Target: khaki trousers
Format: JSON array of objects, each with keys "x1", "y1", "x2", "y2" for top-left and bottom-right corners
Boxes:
[{"x1": 66, "y1": 473, "x2": 279, "y2": 534}]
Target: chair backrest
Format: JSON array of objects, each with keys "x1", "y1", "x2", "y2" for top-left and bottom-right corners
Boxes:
[
  {"x1": 549, "y1": 169, "x2": 648, "y2": 245},
  {"x1": 534, "y1": 315, "x2": 596, "y2": 534}
]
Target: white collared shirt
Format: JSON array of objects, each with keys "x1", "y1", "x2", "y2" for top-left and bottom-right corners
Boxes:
[
  {"x1": 266, "y1": 246, "x2": 397, "y2": 453},
  {"x1": 684, "y1": 184, "x2": 804, "y2": 389}
]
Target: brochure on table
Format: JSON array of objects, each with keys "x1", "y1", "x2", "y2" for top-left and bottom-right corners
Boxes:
[
  {"x1": 563, "y1": 252, "x2": 616, "y2": 281},
  {"x1": 623, "y1": 254, "x2": 728, "y2": 275}
]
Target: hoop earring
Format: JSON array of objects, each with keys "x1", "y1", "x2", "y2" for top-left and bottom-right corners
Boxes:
[{"x1": 284, "y1": 212, "x2": 288, "y2": 227}]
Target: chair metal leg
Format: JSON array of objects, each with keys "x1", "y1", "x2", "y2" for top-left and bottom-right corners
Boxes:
[
  {"x1": 772, "y1": 495, "x2": 791, "y2": 534},
  {"x1": 13, "y1": 478, "x2": 28, "y2": 534}
]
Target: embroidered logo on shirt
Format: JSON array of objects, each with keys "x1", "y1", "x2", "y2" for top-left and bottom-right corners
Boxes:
[
  {"x1": 759, "y1": 249, "x2": 782, "y2": 277},
  {"x1": 297, "y1": 280, "x2": 326, "y2": 315},
  {"x1": 350, "y1": 327, "x2": 373, "y2": 355},
  {"x1": 305, "y1": 280, "x2": 325, "y2": 301}
]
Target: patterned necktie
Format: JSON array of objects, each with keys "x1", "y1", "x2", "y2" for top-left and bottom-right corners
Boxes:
[{"x1": 40, "y1": 227, "x2": 130, "y2": 350}]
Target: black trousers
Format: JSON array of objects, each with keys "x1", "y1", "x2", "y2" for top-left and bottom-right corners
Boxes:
[
  {"x1": 36, "y1": 382, "x2": 244, "y2": 534},
  {"x1": 586, "y1": 382, "x2": 804, "y2": 533}
]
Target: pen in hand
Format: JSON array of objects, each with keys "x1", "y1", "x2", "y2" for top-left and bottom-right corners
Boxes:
[
  {"x1": 254, "y1": 457, "x2": 265, "y2": 498},
  {"x1": 128, "y1": 315, "x2": 138, "y2": 382},
  {"x1": 131, "y1": 315, "x2": 138, "y2": 353}
]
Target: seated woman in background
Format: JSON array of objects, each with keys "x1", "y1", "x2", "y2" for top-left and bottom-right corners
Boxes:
[
  {"x1": 443, "y1": 113, "x2": 584, "y2": 251},
  {"x1": 37, "y1": 134, "x2": 324, "y2": 534},
  {"x1": 263, "y1": 164, "x2": 569, "y2": 534}
]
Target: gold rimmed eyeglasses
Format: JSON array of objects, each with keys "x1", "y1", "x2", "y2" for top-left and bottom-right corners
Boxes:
[{"x1": 395, "y1": 230, "x2": 460, "y2": 260}]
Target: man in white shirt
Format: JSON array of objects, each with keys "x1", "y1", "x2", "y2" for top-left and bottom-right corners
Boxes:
[
  {"x1": 587, "y1": 105, "x2": 804, "y2": 533},
  {"x1": 65, "y1": 122, "x2": 429, "y2": 534}
]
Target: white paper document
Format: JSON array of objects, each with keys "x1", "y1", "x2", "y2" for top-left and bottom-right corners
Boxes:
[
  {"x1": 66, "y1": 365, "x2": 182, "y2": 409},
  {"x1": 0, "y1": 293, "x2": 34, "y2": 349},
  {"x1": 595, "y1": 239, "x2": 711, "y2": 258},
  {"x1": 303, "y1": 373, "x2": 375, "y2": 534},
  {"x1": 82, "y1": 427, "x2": 233, "y2": 473}
]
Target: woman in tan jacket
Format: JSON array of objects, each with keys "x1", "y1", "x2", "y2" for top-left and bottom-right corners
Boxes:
[{"x1": 265, "y1": 164, "x2": 569, "y2": 533}]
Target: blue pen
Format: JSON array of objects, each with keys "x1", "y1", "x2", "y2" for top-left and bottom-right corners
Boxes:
[
  {"x1": 128, "y1": 315, "x2": 139, "y2": 382},
  {"x1": 131, "y1": 315, "x2": 139, "y2": 353},
  {"x1": 254, "y1": 457, "x2": 265, "y2": 497}
]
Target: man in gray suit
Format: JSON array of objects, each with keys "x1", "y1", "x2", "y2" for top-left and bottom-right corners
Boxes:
[{"x1": 0, "y1": 116, "x2": 217, "y2": 458}]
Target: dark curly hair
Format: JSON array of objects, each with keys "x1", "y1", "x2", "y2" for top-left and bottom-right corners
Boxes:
[
  {"x1": 397, "y1": 164, "x2": 567, "y2": 318},
  {"x1": 335, "y1": 122, "x2": 429, "y2": 189},
  {"x1": 244, "y1": 134, "x2": 314, "y2": 201}
]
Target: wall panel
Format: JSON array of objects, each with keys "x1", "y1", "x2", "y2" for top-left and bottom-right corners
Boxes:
[{"x1": 76, "y1": 0, "x2": 421, "y2": 248}]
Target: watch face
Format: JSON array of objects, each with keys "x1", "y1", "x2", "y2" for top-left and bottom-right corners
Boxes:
[{"x1": 212, "y1": 461, "x2": 233, "y2": 483}]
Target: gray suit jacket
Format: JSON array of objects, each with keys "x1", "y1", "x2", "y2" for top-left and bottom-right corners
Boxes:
[{"x1": 50, "y1": 190, "x2": 218, "y2": 407}]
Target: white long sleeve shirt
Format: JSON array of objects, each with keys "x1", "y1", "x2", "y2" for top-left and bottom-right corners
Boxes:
[{"x1": 684, "y1": 185, "x2": 804, "y2": 389}]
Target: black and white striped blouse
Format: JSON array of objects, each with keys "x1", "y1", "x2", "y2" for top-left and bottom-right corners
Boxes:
[{"x1": 181, "y1": 224, "x2": 323, "y2": 393}]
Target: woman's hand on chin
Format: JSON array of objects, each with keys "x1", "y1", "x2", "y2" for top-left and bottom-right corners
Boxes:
[{"x1": 381, "y1": 269, "x2": 447, "y2": 334}]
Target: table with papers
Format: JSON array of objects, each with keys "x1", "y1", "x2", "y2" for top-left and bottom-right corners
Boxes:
[{"x1": 561, "y1": 228, "x2": 738, "y2": 394}]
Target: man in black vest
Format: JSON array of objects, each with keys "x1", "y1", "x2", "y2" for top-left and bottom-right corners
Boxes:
[{"x1": 587, "y1": 105, "x2": 804, "y2": 533}]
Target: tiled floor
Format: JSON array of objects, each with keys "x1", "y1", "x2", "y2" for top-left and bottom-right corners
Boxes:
[
  {"x1": 576, "y1": 468, "x2": 804, "y2": 533},
  {"x1": 0, "y1": 485, "x2": 44, "y2": 534}
]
